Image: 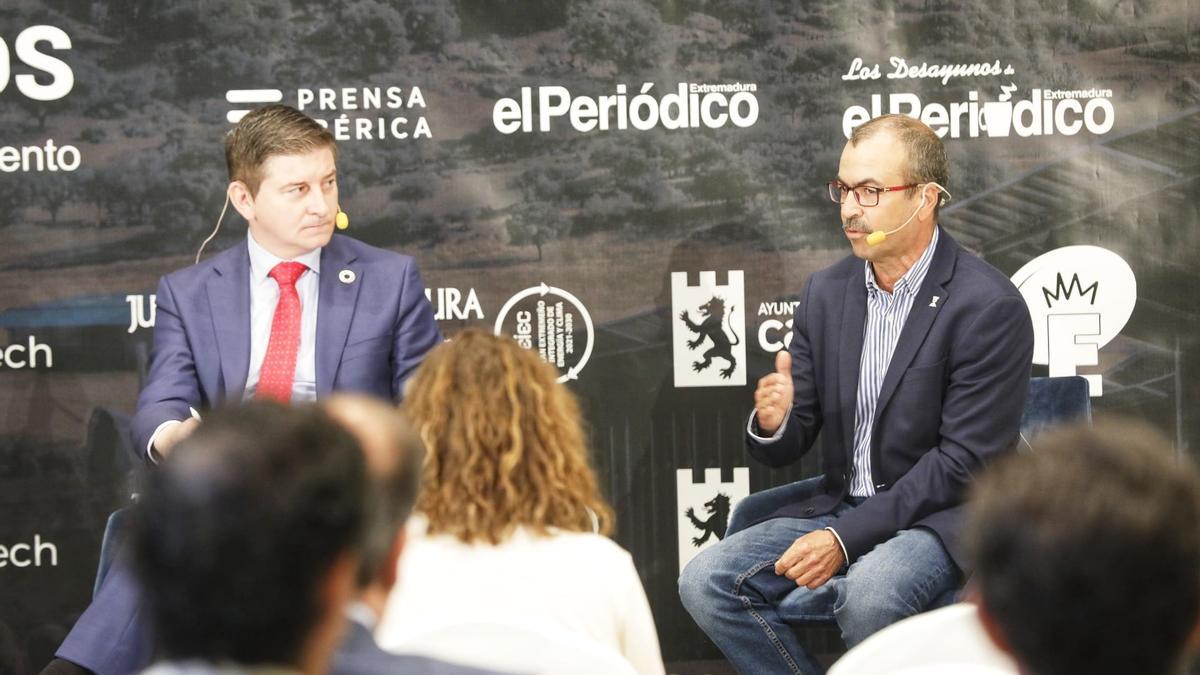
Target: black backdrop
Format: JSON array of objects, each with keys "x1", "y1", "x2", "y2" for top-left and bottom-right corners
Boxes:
[{"x1": 2, "y1": 1, "x2": 1198, "y2": 671}]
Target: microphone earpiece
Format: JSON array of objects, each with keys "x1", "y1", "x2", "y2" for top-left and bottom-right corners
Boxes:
[
  {"x1": 866, "y1": 230, "x2": 888, "y2": 246},
  {"x1": 335, "y1": 208, "x2": 349, "y2": 230}
]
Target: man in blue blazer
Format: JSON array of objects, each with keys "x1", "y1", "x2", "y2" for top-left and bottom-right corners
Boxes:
[
  {"x1": 132, "y1": 103, "x2": 440, "y2": 461},
  {"x1": 45, "y1": 105, "x2": 441, "y2": 675},
  {"x1": 679, "y1": 115, "x2": 1034, "y2": 674}
]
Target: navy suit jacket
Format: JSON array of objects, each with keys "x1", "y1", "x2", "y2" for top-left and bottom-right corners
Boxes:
[
  {"x1": 58, "y1": 568, "x2": 509, "y2": 675},
  {"x1": 331, "y1": 620, "x2": 511, "y2": 675},
  {"x1": 747, "y1": 230, "x2": 1033, "y2": 571},
  {"x1": 131, "y1": 233, "x2": 441, "y2": 453}
]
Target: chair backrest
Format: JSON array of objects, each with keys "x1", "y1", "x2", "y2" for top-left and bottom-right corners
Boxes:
[
  {"x1": 1018, "y1": 376, "x2": 1092, "y2": 452},
  {"x1": 94, "y1": 505, "x2": 134, "y2": 598},
  {"x1": 396, "y1": 617, "x2": 639, "y2": 675}
]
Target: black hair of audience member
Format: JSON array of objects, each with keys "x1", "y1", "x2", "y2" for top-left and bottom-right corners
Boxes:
[
  {"x1": 967, "y1": 420, "x2": 1200, "y2": 675},
  {"x1": 132, "y1": 401, "x2": 368, "y2": 667}
]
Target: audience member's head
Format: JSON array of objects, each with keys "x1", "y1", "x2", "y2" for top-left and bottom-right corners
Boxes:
[
  {"x1": 133, "y1": 401, "x2": 368, "y2": 675},
  {"x1": 322, "y1": 394, "x2": 424, "y2": 598},
  {"x1": 403, "y1": 328, "x2": 614, "y2": 544},
  {"x1": 967, "y1": 420, "x2": 1200, "y2": 675}
]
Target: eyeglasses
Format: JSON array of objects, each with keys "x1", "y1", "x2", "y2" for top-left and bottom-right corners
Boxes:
[{"x1": 827, "y1": 181, "x2": 919, "y2": 207}]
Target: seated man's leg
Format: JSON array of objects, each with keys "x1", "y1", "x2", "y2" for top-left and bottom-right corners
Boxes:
[
  {"x1": 679, "y1": 516, "x2": 838, "y2": 675},
  {"x1": 56, "y1": 553, "x2": 152, "y2": 675},
  {"x1": 832, "y1": 527, "x2": 961, "y2": 648}
]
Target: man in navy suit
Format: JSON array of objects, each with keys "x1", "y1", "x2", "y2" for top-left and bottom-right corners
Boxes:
[
  {"x1": 44, "y1": 105, "x2": 441, "y2": 675},
  {"x1": 133, "y1": 103, "x2": 440, "y2": 461},
  {"x1": 679, "y1": 114, "x2": 1034, "y2": 674}
]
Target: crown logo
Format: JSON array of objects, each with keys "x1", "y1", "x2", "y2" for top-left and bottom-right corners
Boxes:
[{"x1": 1042, "y1": 272, "x2": 1098, "y2": 308}]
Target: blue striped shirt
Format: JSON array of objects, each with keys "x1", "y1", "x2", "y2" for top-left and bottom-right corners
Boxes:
[{"x1": 848, "y1": 226, "x2": 939, "y2": 496}]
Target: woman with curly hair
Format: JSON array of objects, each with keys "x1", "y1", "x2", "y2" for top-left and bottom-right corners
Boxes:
[{"x1": 376, "y1": 329, "x2": 664, "y2": 674}]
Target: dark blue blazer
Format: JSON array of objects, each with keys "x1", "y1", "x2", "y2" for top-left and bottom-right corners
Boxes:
[
  {"x1": 747, "y1": 229, "x2": 1034, "y2": 571},
  {"x1": 57, "y1": 564, "x2": 510, "y2": 675},
  {"x1": 331, "y1": 619, "x2": 512, "y2": 675},
  {"x1": 131, "y1": 233, "x2": 442, "y2": 453}
]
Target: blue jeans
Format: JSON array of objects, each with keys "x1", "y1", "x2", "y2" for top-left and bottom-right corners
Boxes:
[{"x1": 678, "y1": 483, "x2": 960, "y2": 674}]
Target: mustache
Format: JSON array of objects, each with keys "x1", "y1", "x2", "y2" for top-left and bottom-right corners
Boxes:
[{"x1": 843, "y1": 216, "x2": 870, "y2": 232}]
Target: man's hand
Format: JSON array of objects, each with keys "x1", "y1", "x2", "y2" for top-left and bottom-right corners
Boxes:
[
  {"x1": 754, "y1": 350, "x2": 793, "y2": 435},
  {"x1": 775, "y1": 529, "x2": 845, "y2": 589},
  {"x1": 154, "y1": 417, "x2": 200, "y2": 459}
]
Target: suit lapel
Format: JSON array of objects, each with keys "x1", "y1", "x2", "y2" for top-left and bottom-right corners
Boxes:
[
  {"x1": 872, "y1": 231, "x2": 959, "y2": 423},
  {"x1": 316, "y1": 236, "x2": 361, "y2": 397},
  {"x1": 837, "y1": 268, "x2": 868, "y2": 453},
  {"x1": 206, "y1": 243, "x2": 252, "y2": 400}
]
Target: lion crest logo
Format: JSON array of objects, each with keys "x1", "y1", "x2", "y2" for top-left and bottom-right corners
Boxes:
[
  {"x1": 679, "y1": 295, "x2": 741, "y2": 379},
  {"x1": 676, "y1": 467, "x2": 750, "y2": 570},
  {"x1": 671, "y1": 270, "x2": 745, "y2": 387},
  {"x1": 685, "y1": 493, "x2": 732, "y2": 547}
]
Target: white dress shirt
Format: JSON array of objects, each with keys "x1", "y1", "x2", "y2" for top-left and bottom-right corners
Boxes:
[{"x1": 147, "y1": 232, "x2": 322, "y2": 459}]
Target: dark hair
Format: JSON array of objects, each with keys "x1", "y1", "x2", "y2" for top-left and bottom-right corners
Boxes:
[
  {"x1": 967, "y1": 420, "x2": 1200, "y2": 675},
  {"x1": 132, "y1": 401, "x2": 368, "y2": 667},
  {"x1": 224, "y1": 104, "x2": 335, "y2": 195}
]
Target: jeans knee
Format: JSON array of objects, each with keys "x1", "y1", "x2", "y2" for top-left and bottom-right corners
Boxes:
[
  {"x1": 678, "y1": 549, "x2": 718, "y2": 615},
  {"x1": 834, "y1": 586, "x2": 908, "y2": 646}
]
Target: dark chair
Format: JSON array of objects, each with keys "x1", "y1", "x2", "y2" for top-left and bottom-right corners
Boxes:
[
  {"x1": 1016, "y1": 375, "x2": 1092, "y2": 452},
  {"x1": 93, "y1": 506, "x2": 133, "y2": 598},
  {"x1": 83, "y1": 407, "x2": 139, "y2": 599}
]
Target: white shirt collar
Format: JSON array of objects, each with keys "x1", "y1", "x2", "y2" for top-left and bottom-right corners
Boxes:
[
  {"x1": 344, "y1": 601, "x2": 378, "y2": 630},
  {"x1": 246, "y1": 231, "x2": 322, "y2": 283}
]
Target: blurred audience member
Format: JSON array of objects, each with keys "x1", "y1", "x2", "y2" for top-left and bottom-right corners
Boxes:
[
  {"x1": 322, "y1": 395, "x2": 508, "y2": 675},
  {"x1": 376, "y1": 330, "x2": 664, "y2": 675},
  {"x1": 966, "y1": 420, "x2": 1200, "y2": 675},
  {"x1": 133, "y1": 402, "x2": 368, "y2": 675},
  {"x1": 830, "y1": 420, "x2": 1200, "y2": 675}
]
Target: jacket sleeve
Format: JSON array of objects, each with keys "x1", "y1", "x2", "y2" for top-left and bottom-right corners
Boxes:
[
  {"x1": 130, "y1": 275, "x2": 200, "y2": 460},
  {"x1": 745, "y1": 278, "x2": 823, "y2": 467},
  {"x1": 389, "y1": 258, "x2": 442, "y2": 402}
]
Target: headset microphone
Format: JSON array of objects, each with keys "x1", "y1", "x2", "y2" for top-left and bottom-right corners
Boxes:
[
  {"x1": 195, "y1": 193, "x2": 231, "y2": 265},
  {"x1": 196, "y1": 198, "x2": 350, "y2": 264},
  {"x1": 865, "y1": 183, "x2": 951, "y2": 246}
]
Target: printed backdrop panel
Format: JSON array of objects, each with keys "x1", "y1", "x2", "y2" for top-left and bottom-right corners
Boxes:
[{"x1": 1, "y1": 1, "x2": 1197, "y2": 670}]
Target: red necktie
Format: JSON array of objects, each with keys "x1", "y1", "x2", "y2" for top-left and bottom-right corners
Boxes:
[{"x1": 256, "y1": 261, "x2": 307, "y2": 402}]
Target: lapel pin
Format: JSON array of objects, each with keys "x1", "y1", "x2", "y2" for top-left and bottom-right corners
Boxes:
[
  {"x1": 929, "y1": 295, "x2": 940, "y2": 308},
  {"x1": 339, "y1": 269, "x2": 356, "y2": 284}
]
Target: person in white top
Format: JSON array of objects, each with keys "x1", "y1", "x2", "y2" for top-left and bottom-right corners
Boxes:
[{"x1": 375, "y1": 329, "x2": 665, "y2": 675}]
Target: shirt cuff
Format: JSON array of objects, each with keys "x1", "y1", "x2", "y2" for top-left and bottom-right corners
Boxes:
[
  {"x1": 746, "y1": 409, "x2": 788, "y2": 443},
  {"x1": 147, "y1": 420, "x2": 182, "y2": 464},
  {"x1": 824, "y1": 527, "x2": 849, "y2": 567}
]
